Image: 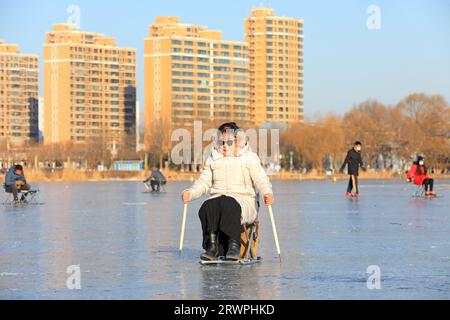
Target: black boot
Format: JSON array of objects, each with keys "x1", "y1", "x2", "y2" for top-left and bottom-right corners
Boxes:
[
  {"x1": 200, "y1": 232, "x2": 219, "y2": 261},
  {"x1": 19, "y1": 193, "x2": 29, "y2": 204},
  {"x1": 225, "y1": 239, "x2": 241, "y2": 261}
]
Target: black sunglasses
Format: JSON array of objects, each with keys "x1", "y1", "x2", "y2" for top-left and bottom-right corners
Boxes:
[{"x1": 218, "y1": 139, "x2": 235, "y2": 147}]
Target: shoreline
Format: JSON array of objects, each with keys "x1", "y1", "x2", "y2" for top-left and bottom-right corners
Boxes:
[{"x1": 22, "y1": 169, "x2": 450, "y2": 182}]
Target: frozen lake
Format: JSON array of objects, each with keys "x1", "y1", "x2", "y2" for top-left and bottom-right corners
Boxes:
[{"x1": 1, "y1": 179, "x2": 449, "y2": 300}]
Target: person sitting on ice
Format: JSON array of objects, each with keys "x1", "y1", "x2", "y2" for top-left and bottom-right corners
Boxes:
[
  {"x1": 181, "y1": 122, "x2": 274, "y2": 261},
  {"x1": 4, "y1": 164, "x2": 31, "y2": 203},
  {"x1": 143, "y1": 167, "x2": 167, "y2": 192},
  {"x1": 406, "y1": 155, "x2": 436, "y2": 197}
]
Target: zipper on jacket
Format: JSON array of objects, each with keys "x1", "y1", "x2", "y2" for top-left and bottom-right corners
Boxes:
[{"x1": 240, "y1": 158, "x2": 247, "y2": 189}]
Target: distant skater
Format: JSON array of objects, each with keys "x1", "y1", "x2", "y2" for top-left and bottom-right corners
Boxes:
[
  {"x1": 406, "y1": 155, "x2": 436, "y2": 197},
  {"x1": 143, "y1": 167, "x2": 167, "y2": 192},
  {"x1": 339, "y1": 141, "x2": 365, "y2": 198},
  {"x1": 4, "y1": 164, "x2": 31, "y2": 203}
]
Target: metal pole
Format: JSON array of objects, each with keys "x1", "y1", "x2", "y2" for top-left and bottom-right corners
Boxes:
[
  {"x1": 268, "y1": 205, "x2": 281, "y2": 261},
  {"x1": 179, "y1": 203, "x2": 188, "y2": 254},
  {"x1": 351, "y1": 174, "x2": 357, "y2": 194}
]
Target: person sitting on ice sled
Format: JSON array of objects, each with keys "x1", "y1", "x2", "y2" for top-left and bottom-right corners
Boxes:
[
  {"x1": 181, "y1": 122, "x2": 274, "y2": 261},
  {"x1": 339, "y1": 141, "x2": 366, "y2": 198},
  {"x1": 406, "y1": 155, "x2": 436, "y2": 197},
  {"x1": 143, "y1": 167, "x2": 167, "y2": 192},
  {"x1": 4, "y1": 164, "x2": 31, "y2": 203}
]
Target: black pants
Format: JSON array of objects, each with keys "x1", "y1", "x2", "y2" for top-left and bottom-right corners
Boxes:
[
  {"x1": 150, "y1": 180, "x2": 160, "y2": 191},
  {"x1": 423, "y1": 178, "x2": 434, "y2": 191},
  {"x1": 346, "y1": 175, "x2": 359, "y2": 193},
  {"x1": 199, "y1": 195, "x2": 241, "y2": 253},
  {"x1": 5, "y1": 183, "x2": 30, "y2": 200}
]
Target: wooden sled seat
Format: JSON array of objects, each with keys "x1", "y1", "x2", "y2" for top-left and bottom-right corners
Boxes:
[{"x1": 200, "y1": 221, "x2": 261, "y2": 266}]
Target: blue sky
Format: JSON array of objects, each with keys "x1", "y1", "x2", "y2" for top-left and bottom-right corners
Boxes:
[{"x1": 1, "y1": 0, "x2": 449, "y2": 116}]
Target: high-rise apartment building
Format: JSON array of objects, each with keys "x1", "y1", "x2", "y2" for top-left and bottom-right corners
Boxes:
[
  {"x1": 144, "y1": 17, "x2": 249, "y2": 150},
  {"x1": 43, "y1": 23, "x2": 136, "y2": 146},
  {"x1": 245, "y1": 7, "x2": 304, "y2": 126},
  {"x1": 0, "y1": 39, "x2": 39, "y2": 145}
]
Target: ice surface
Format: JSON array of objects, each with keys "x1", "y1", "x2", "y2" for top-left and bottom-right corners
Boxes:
[{"x1": 1, "y1": 179, "x2": 449, "y2": 299}]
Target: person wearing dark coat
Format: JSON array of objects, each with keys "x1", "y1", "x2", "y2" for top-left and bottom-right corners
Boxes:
[
  {"x1": 339, "y1": 141, "x2": 365, "y2": 197},
  {"x1": 143, "y1": 168, "x2": 167, "y2": 192},
  {"x1": 4, "y1": 164, "x2": 31, "y2": 202}
]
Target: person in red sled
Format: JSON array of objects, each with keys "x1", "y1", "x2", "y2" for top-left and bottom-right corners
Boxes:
[{"x1": 406, "y1": 156, "x2": 436, "y2": 197}]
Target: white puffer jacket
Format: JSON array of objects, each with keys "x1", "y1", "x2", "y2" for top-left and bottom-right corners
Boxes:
[{"x1": 185, "y1": 142, "x2": 273, "y2": 224}]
